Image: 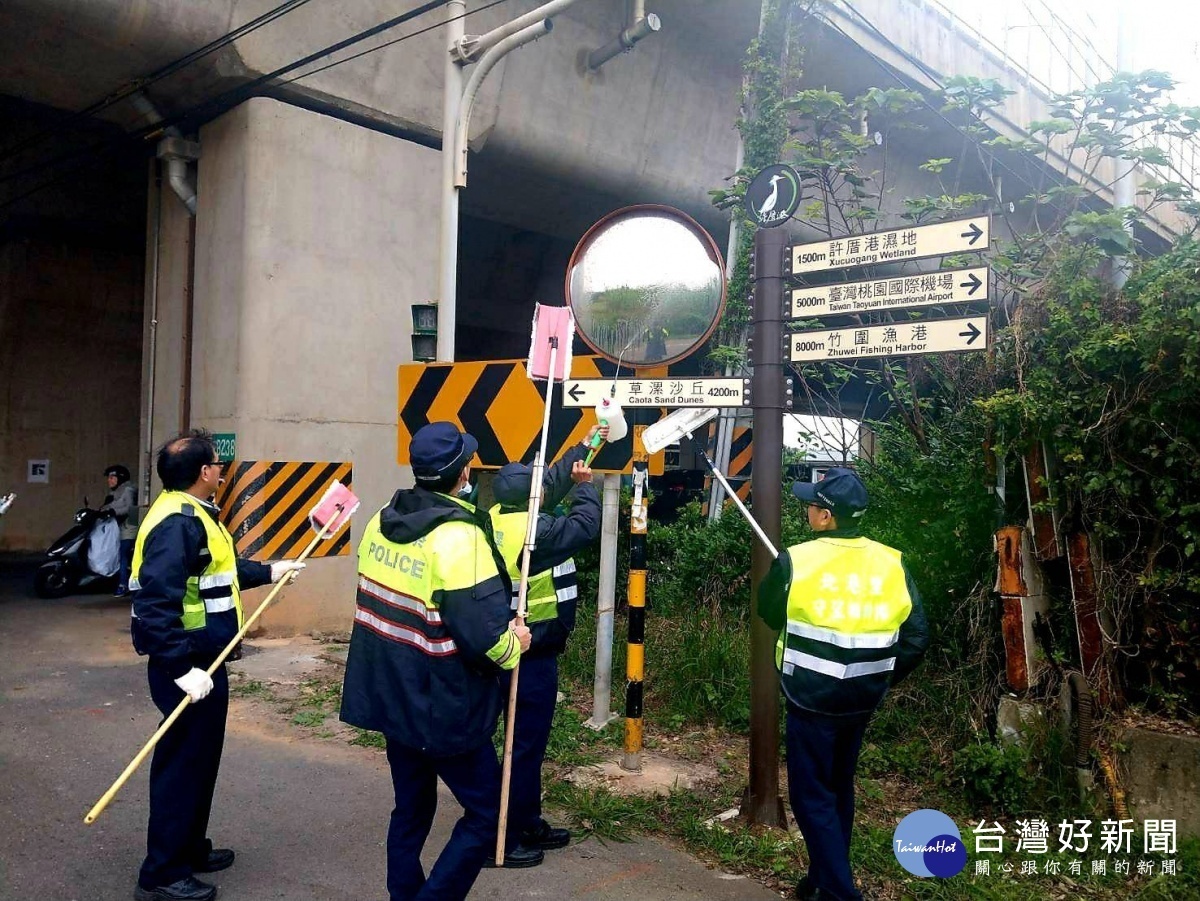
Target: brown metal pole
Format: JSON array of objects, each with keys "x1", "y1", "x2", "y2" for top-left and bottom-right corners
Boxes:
[{"x1": 745, "y1": 225, "x2": 786, "y2": 826}]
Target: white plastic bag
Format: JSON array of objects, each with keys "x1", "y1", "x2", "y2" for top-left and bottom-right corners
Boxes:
[{"x1": 88, "y1": 517, "x2": 121, "y2": 577}]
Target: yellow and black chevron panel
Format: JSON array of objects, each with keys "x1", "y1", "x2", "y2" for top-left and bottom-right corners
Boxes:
[
  {"x1": 728, "y1": 426, "x2": 753, "y2": 503},
  {"x1": 215, "y1": 461, "x2": 353, "y2": 561},
  {"x1": 398, "y1": 355, "x2": 666, "y2": 475}
]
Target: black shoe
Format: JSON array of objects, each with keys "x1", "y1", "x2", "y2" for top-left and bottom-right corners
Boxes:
[
  {"x1": 794, "y1": 876, "x2": 815, "y2": 900},
  {"x1": 192, "y1": 848, "x2": 235, "y2": 873},
  {"x1": 481, "y1": 844, "x2": 545, "y2": 869},
  {"x1": 520, "y1": 820, "x2": 571, "y2": 850},
  {"x1": 134, "y1": 876, "x2": 217, "y2": 901}
]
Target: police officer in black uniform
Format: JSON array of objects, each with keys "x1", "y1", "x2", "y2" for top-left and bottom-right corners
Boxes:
[
  {"x1": 759, "y1": 468, "x2": 929, "y2": 901},
  {"x1": 131, "y1": 430, "x2": 304, "y2": 901},
  {"x1": 340, "y1": 422, "x2": 535, "y2": 901}
]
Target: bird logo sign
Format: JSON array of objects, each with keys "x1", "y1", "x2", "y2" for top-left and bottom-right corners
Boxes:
[{"x1": 744, "y1": 164, "x2": 801, "y2": 228}]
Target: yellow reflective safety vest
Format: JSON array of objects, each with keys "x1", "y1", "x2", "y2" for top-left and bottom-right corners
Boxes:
[
  {"x1": 775, "y1": 536, "x2": 911, "y2": 716},
  {"x1": 342, "y1": 496, "x2": 520, "y2": 756},
  {"x1": 354, "y1": 509, "x2": 511, "y2": 663},
  {"x1": 489, "y1": 505, "x2": 580, "y2": 656},
  {"x1": 490, "y1": 508, "x2": 555, "y2": 620},
  {"x1": 130, "y1": 490, "x2": 243, "y2": 634}
]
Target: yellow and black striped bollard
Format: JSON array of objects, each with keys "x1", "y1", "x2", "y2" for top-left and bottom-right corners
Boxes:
[{"x1": 622, "y1": 425, "x2": 648, "y2": 771}]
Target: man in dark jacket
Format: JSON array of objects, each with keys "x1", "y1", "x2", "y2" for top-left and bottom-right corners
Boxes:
[
  {"x1": 488, "y1": 428, "x2": 603, "y2": 860},
  {"x1": 131, "y1": 430, "x2": 304, "y2": 901},
  {"x1": 759, "y1": 467, "x2": 929, "y2": 901},
  {"x1": 341, "y1": 421, "x2": 535, "y2": 901}
]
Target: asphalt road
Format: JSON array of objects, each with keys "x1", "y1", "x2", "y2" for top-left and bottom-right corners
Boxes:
[{"x1": 0, "y1": 563, "x2": 779, "y2": 901}]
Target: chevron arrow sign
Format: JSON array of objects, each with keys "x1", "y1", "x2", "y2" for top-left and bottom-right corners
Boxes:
[{"x1": 398, "y1": 356, "x2": 665, "y2": 475}]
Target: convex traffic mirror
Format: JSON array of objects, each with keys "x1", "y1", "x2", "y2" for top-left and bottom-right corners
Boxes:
[{"x1": 565, "y1": 205, "x2": 726, "y2": 368}]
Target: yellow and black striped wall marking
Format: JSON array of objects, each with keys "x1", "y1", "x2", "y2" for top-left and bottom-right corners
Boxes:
[{"x1": 215, "y1": 461, "x2": 353, "y2": 561}]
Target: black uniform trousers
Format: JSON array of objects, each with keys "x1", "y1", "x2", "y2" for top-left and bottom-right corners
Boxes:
[
  {"x1": 384, "y1": 737, "x2": 502, "y2": 901},
  {"x1": 501, "y1": 653, "x2": 558, "y2": 838},
  {"x1": 785, "y1": 704, "x2": 872, "y2": 901},
  {"x1": 139, "y1": 662, "x2": 228, "y2": 889}
]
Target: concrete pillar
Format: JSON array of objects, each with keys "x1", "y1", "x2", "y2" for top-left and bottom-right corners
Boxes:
[{"x1": 190, "y1": 98, "x2": 439, "y2": 634}]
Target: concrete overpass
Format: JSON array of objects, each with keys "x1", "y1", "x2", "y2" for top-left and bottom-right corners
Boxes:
[{"x1": 0, "y1": 0, "x2": 1191, "y2": 631}]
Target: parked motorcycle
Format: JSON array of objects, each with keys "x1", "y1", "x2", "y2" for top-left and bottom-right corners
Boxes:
[{"x1": 33, "y1": 503, "x2": 119, "y2": 599}]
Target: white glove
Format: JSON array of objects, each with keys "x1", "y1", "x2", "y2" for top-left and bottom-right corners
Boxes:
[
  {"x1": 270, "y1": 560, "x2": 307, "y2": 583},
  {"x1": 0, "y1": 493, "x2": 14, "y2": 515},
  {"x1": 174, "y1": 667, "x2": 214, "y2": 703}
]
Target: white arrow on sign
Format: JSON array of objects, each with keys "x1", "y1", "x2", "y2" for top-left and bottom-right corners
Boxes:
[
  {"x1": 562, "y1": 377, "x2": 751, "y2": 408},
  {"x1": 790, "y1": 316, "x2": 988, "y2": 362},
  {"x1": 788, "y1": 266, "x2": 989, "y2": 318},
  {"x1": 789, "y1": 216, "x2": 989, "y2": 275}
]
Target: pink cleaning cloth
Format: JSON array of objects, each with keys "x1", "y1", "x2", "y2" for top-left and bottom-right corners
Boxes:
[{"x1": 526, "y1": 304, "x2": 574, "y2": 381}]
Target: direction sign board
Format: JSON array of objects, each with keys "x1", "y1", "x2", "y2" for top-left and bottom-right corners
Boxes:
[
  {"x1": 788, "y1": 216, "x2": 989, "y2": 275},
  {"x1": 398, "y1": 355, "x2": 664, "y2": 475},
  {"x1": 562, "y1": 377, "x2": 750, "y2": 409},
  {"x1": 788, "y1": 267, "x2": 988, "y2": 319},
  {"x1": 790, "y1": 316, "x2": 988, "y2": 362}
]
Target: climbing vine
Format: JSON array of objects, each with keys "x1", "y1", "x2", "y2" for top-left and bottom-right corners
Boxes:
[
  {"x1": 710, "y1": 5, "x2": 1200, "y2": 713},
  {"x1": 708, "y1": 0, "x2": 805, "y2": 368}
]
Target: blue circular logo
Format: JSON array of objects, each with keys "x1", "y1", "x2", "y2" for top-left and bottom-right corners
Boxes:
[{"x1": 893, "y1": 809, "x2": 967, "y2": 878}]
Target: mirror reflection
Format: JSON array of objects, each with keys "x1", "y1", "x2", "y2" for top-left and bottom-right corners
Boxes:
[{"x1": 567, "y1": 209, "x2": 725, "y2": 367}]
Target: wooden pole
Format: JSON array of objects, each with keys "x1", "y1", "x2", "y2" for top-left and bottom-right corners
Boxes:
[{"x1": 496, "y1": 339, "x2": 558, "y2": 863}]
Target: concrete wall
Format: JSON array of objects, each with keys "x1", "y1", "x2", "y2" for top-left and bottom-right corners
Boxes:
[
  {"x1": 1119, "y1": 727, "x2": 1200, "y2": 839},
  {"x1": 190, "y1": 97, "x2": 439, "y2": 634},
  {"x1": 0, "y1": 236, "x2": 143, "y2": 550}
]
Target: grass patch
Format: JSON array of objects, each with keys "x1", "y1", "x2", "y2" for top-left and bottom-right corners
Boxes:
[
  {"x1": 297, "y1": 677, "x2": 342, "y2": 709},
  {"x1": 350, "y1": 728, "x2": 387, "y2": 749},
  {"x1": 291, "y1": 710, "x2": 326, "y2": 727},
  {"x1": 230, "y1": 679, "x2": 271, "y2": 697}
]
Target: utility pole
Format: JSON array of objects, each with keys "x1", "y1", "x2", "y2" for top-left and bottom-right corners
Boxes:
[{"x1": 744, "y1": 225, "x2": 787, "y2": 827}]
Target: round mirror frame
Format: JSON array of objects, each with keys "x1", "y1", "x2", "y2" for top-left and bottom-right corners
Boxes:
[{"x1": 564, "y1": 204, "x2": 727, "y2": 368}]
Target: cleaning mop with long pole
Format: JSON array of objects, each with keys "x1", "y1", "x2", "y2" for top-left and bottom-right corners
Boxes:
[
  {"x1": 496, "y1": 304, "x2": 574, "y2": 864},
  {"x1": 84, "y1": 480, "x2": 360, "y2": 825}
]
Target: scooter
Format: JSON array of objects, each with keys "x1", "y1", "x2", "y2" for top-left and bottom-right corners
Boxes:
[{"x1": 33, "y1": 503, "x2": 118, "y2": 599}]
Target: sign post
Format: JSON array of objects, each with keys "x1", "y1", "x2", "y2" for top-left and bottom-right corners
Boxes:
[
  {"x1": 746, "y1": 225, "x2": 788, "y2": 827},
  {"x1": 564, "y1": 205, "x2": 729, "y2": 773}
]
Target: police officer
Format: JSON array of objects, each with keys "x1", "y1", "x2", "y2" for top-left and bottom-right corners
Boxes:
[
  {"x1": 758, "y1": 468, "x2": 929, "y2": 901},
  {"x1": 340, "y1": 422, "x2": 536, "y2": 901},
  {"x1": 131, "y1": 430, "x2": 305, "y2": 901},
  {"x1": 488, "y1": 427, "x2": 604, "y2": 860}
]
